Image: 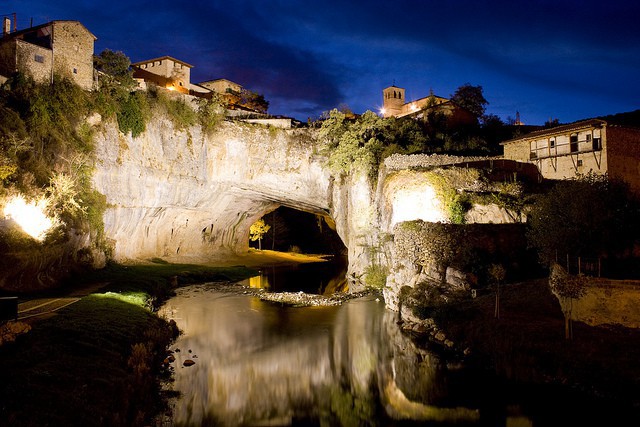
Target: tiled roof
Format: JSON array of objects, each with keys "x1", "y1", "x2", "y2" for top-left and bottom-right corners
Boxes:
[
  {"x1": 502, "y1": 119, "x2": 607, "y2": 144},
  {"x1": 132, "y1": 56, "x2": 193, "y2": 68},
  {"x1": 0, "y1": 20, "x2": 97, "y2": 42}
]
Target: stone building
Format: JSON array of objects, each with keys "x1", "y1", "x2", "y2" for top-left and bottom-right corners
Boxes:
[
  {"x1": 0, "y1": 18, "x2": 96, "y2": 90},
  {"x1": 382, "y1": 85, "x2": 448, "y2": 118},
  {"x1": 131, "y1": 56, "x2": 195, "y2": 94},
  {"x1": 199, "y1": 78, "x2": 243, "y2": 95},
  {"x1": 502, "y1": 119, "x2": 640, "y2": 193},
  {"x1": 199, "y1": 78, "x2": 269, "y2": 114},
  {"x1": 381, "y1": 85, "x2": 476, "y2": 126}
]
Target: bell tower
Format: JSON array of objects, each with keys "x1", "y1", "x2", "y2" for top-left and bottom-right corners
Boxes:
[{"x1": 382, "y1": 85, "x2": 405, "y2": 118}]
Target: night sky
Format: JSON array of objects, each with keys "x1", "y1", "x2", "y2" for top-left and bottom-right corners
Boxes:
[{"x1": 3, "y1": 0, "x2": 639, "y2": 124}]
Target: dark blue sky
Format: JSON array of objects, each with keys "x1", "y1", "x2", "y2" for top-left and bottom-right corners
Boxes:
[{"x1": 3, "y1": 0, "x2": 640, "y2": 124}]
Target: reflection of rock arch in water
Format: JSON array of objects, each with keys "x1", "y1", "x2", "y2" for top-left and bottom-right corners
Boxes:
[{"x1": 160, "y1": 288, "x2": 479, "y2": 425}]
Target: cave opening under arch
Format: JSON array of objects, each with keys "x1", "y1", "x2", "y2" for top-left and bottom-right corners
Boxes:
[{"x1": 247, "y1": 206, "x2": 348, "y2": 295}]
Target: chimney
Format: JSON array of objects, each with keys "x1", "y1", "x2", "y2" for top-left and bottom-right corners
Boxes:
[{"x1": 3, "y1": 17, "x2": 10, "y2": 36}]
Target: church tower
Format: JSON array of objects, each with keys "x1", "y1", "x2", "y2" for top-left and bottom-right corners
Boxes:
[{"x1": 382, "y1": 85, "x2": 405, "y2": 118}]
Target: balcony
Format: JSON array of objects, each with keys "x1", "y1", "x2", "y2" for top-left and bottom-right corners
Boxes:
[{"x1": 530, "y1": 137, "x2": 601, "y2": 160}]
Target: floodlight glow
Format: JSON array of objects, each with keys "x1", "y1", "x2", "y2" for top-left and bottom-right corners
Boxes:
[
  {"x1": 3, "y1": 195, "x2": 57, "y2": 241},
  {"x1": 391, "y1": 185, "x2": 447, "y2": 226}
]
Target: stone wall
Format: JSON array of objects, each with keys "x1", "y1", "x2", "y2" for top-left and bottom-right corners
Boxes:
[
  {"x1": 16, "y1": 40, "x2": 53, "y2": 83},
  {"x1": 552, "y1": 278, "x2": 640, "y2": 328},
  {"x1": 606, "y1": 127, "x2": 640, "y2": 194},
  {"x1": 51, "y1": 21, "x2": 95, "y2": 90},
  {"x1": 384, "y1": 221, "x2": 531, "y2": 312}
]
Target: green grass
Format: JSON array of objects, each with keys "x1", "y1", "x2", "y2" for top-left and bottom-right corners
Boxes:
[
  {"x1": 0, "y1": 261, "x2": 258, "y2": 426},
  {"x1": 65, "y1": 261, "x2": 258, "y2": 308},
  {"x1": 0, "y1": 296, "x2": 175, "y2": 426}
]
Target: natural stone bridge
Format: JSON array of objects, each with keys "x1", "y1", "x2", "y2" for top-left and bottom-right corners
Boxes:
[
  {"x1": 92, "y1": 117, "x2": 372, "y2": 277},
  {"x1": 91, "y1": 115, "x2": 524, "y2": 290}
]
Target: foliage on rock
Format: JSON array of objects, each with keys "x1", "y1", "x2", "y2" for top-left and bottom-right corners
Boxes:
[
  {"x1": 0, "y1": 74, "x2": 104, "y2": 243},
  {"x1": 94, "y1": 49, "x2": 137, "y2": 92},
  {"x1": 318, "y1": 109, "x2": 432, "y2": 179},
  {"x1": 421, "y1": 166, "x2": 526, "y2": 224},
  {"x1": 364, "y1": 263, "x2": 389, "y2": 289},
  {"x1": 319, "y1": 109, "x2": 385, "y2": 178}
]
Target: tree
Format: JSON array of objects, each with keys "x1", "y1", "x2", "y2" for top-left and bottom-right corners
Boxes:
[
  {"x1": 489, "y1": 263, "x2": 506, "y2": 319},
  {"x1": 94, "y1": 49, "x2": 136, "y2": 91},
  {"x1": 549, "y1": 263, "x2": 587, "y2": 339},
  {"x1": 319, "y1": 109, "x2": 387, "y2": 178},
  {"x1": 240, "y1": 89, "x2": 269, "y2": 114},
  {"x1": 249, "y1": 219, "x2": 271, "y2": 250},
  {"x1": 526, "y1": 173, "x2": 640, "y2": 265},
  {"x1": 450, "y1": 83, "x2": 488, "y2": 118},
  {"x1": 544, "y1": 118, "x2": 560, "y2": 128}
]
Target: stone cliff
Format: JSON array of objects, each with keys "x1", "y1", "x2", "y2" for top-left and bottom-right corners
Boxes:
[
  {"x1": 92, "y1": 115, "x2": 380, "y2": 288},
  {"x1": 92, "y1": 116, "x2": 528, "y2": 298},
  {"x1": 1, "y1": 110, "x2": 529, "y2": 297}
]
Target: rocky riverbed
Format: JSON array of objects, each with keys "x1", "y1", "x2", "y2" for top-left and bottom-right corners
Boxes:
[{"x1": 185, "y1": 279, "x2": 379, "y2": 307}]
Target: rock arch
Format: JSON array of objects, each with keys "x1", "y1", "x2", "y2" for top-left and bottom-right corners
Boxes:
[{"x1": 93, "y1": 118, "x2": 348, "y2": 265}]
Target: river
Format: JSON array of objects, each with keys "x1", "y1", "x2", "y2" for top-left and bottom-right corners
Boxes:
[{"x1": 158, "y1": 263, "x2": 637, "y2": 426}]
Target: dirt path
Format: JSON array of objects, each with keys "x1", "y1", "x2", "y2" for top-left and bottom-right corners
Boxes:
[
  {"x1": 18, "y1": 298, "x2": 81, "y2": 320},
  {"x1": 16, "y1": 282, "x2": 109, "y2": 322}
]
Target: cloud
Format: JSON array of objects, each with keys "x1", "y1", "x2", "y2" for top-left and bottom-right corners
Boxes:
[{"x1": 5, "y1": 0, "x2": 640, "y2": 123}]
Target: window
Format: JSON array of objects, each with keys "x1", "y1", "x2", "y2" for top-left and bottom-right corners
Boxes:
[
  {"x1": 593, "y1": 137, "x2": 602, "y2": 150},
  {"x1": 586, "y1": 134, "x2": 592, "y2": 143},
  {"x1": 73, "y1": 68, "x2": 78, "y2": 74},
  {"x1": 549, "y1": 138, "x2": 555, "y2": 148},
  {"x1": 570, "y1": 134, "x2": 578, "y2": 152},
  {"x1": 577, "y1": 159, "x2": 583, "y2": 167},
  {"x1": 34, "y1": 54, "x2": 44, "y2": 63}
]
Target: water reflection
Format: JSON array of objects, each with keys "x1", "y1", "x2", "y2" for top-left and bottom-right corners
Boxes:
[
  {"x1": 242, "y1": 260, "x2": 348, "y2": 295},
  {"x1": 159, "y1": 286, "x2": 481, "y2": 426}
]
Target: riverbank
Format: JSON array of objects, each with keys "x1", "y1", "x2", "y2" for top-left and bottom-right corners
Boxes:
[
  {"x1": 0, "y1": 252, "x2": 337, "y2": 426},
  {"x1": 419, "y1": 279, "x2": 640, "y2": 419},
  {"x1": 0, "y1": 259, "x2": 263, "y2": 426}
]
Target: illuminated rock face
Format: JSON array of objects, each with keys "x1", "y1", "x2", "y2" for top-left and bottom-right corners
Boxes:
[
  {"x1": 92, "y1": 118, "x2": 376, "y2": 286},
  {"x1": 91, "y1": 118, "x2": 524, "y2": 295}
]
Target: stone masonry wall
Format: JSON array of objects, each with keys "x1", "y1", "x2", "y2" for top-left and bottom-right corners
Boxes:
[{"x1": 51, "y1": 21, "x2": 95, "y2": 90}]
